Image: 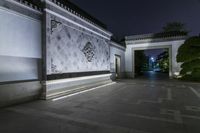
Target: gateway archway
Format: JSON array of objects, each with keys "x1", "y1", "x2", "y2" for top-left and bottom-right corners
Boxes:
[
  {"x1": 133, "y1": 46, "x2": 172, "y2": 79},
  {"x1": 125, "y1": 34, "x2": 186, "y2": 79}
]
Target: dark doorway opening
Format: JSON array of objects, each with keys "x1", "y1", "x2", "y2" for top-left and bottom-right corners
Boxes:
[
  {"x1": 134, "y1": 48, "x2": 169, "y2": 80},
  {"x1": 115, "y1": 55, "x2": 121, "y2": 79}
]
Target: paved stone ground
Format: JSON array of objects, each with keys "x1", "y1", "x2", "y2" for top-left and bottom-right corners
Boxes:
[{"x1": 0, "y1": 79, "x2": 200, "y2": 133}]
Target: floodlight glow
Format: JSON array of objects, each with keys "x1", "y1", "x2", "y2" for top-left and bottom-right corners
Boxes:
[
  {"x1": 46, "y1": 74, "x2": 112, "y2": 85},
  {"x1": 52, "y1": 82, "x2": 116, "y2": 101}
]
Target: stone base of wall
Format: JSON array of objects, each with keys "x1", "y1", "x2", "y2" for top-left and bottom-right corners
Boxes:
[
  {"x1": 125, "y1": 72, "x2": 135, "y2": 79},
  {"x1": 0, "y1": 81, "x2": 42, "y2": 108},
  {"x1": 111, "y1": 72, "x2": 126, "y2": 80},
  {"x1": 41, "y1": 74, "x2": 112, "y2": 100}
]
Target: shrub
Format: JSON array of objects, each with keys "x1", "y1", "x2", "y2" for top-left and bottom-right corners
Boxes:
[{"x1": 176, "y1": 36, "x2": 200, "y2": 81}]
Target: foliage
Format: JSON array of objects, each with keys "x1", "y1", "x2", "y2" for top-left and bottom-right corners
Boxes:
[
  {"x1": 156, "y1": 50, "x2": 169, "y2": 73},
  {"x1": 180, "y1": 59, "x2": 200, "y2": 75},
  {"x1": 135, "y1": 51, "x2": 148, "y2": 75},
  {"x1": 163, "y1": 22, "x2": 188, "y2": 34},
  {"x1": 152, "y1": 22, "x2": 188, "y2": 45},
  {"x1": 177, "y1": 37, "x2": 200, "y2": 62},
  {"x1": 176, "y1": 36, "x2": 200, "y2": 81}
]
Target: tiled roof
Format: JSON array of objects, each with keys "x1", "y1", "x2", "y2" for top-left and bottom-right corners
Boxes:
[
  {"x1": 126, "y1": 31, "x2": 187, "y2": 41},
  {"x1": 25, "y1": 0, "x2": 107, "y2": 29},
  {"x1": 15, "y1": 0, "x2": 42, "y2": 11}
]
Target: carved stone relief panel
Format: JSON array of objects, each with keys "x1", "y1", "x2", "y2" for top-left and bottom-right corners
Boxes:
[
  {"x1": 82, "y1": 42, "x2": 96, "y2": 62},
  {"x1": 47, "y1": 15, "x2": 110, "y2": 74}
]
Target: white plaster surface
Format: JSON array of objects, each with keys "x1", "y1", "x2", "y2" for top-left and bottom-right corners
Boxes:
[
  {"x1": 46, "y1": 14, "x2": 110, "y2": 74},
  {"x1": 0, "y1": 8, "x2": 42, "y2": 58},
  {"x1": 0, "y1": 7, "x2": 42, "y2": 82},
  {"x1": 110, "y1": 42, "x2": 125, "y2": 75},
  {"x1": 0, "y1": 56, "x2": 40, "y2": 82}
]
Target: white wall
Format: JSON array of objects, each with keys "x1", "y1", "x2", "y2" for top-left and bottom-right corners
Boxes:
[
  {"x1": 46, "y1": 13, "x2": 110, "y2": 74},
  {"x1": 0, "y1": 8, "x2": 41, "y2": 58},
  {"x1": 110, "y1": 42, "x2": 125, "y2": 78},
  {"x1": 0, "y1": 7, "x2": 42, "y2": 82},
  {"x1": 125, "y1": 45, "x2": 133, "y2": 73},
  {"x1": 171, "y1": 41, "x2": 184, "y2": 75}
]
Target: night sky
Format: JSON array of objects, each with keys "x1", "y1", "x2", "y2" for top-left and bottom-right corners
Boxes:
[{"x1": 71, "y1": 0, "x2": 200, "y2": 38}]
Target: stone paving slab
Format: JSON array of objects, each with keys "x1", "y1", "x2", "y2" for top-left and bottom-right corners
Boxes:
[{"x1": 0, "y1": 80, "x2": 200, "y2": 133}]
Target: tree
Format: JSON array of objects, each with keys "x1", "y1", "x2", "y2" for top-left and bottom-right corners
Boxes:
[
  {"x1": 135, "y1": 51, "x2": 147, "y2": 76},
  {"x1": 152, "y1": 22, "x2": 188, "y2": 38},
  {"x1": 163, "y1": 22, "x2": 188, "y2": 33},
  {"x1": 176, "y1": 36, "x2": 200, "y2": 81},
  {"x1": 156, "y1": 50, "x2": 169, "y2": 73}
]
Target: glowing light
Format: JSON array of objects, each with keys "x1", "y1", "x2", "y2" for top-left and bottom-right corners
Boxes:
[
  {"x1": 151, "y1": 57, "x2": 155, "y2": 62},
  {"x1": 46, "y1": 74, "x2": 112, "y2": 85},
  {"x1": 52, "y1": 82, "x2": 116, "y2": 101},
  {"x1": 174, "y1": 72, "x2": 180, "y2": 76}
]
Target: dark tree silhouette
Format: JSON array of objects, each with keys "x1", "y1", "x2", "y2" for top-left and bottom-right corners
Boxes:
[
  {"x1": 176, "y1": 36, "x2": 200, "y2": 81},
  {"x1": 163, "y1": 22, "x2": 188, "y2": 33},
  {"x1": 156, "y1": 50, "x2": 169, "y2": 73},
  {"x1": 135, "y1": 51, "x2": 147, "y2": 76}
]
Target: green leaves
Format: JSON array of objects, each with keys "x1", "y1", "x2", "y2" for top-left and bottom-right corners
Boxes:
[
  {"x1": 177, "y1": 37, "x2": 200, "y2": 62},
  {"x1": 176, "y1": 36, "x2": 200, "y2": 81},
  {"x1": 180, "y1": 59, "x2": 200, "y2": 74}
]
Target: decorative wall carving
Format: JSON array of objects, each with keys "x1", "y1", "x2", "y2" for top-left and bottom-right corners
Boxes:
[
  {"x1": 51, "y1": 58, "x2": 59, "y2": 73},
  {"x1": 51, "y1": 20, "x2": 62, "y2": 34},
  {"x1": 82, "y1": 42, "x2": 96, "y2": 62},
  {"x1": 47, "y1": 15, "x2": 110, "y2": 74}
]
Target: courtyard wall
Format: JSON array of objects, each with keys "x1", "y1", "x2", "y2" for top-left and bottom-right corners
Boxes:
[{"x1": 0, "y1": 0, "x2": 42, "y2": 107}]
